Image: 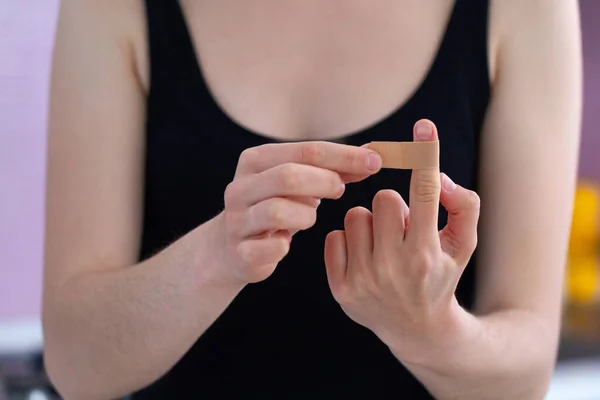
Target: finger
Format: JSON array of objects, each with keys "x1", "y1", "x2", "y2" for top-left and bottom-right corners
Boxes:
[
  {"x1": 324, "y1": 230, "x2": 348, "y2": 300},
  {"x1": 287, "y1": 196, "x2": 321, "y2": 208},
  {"x1": 249, "y1": 197, "x2": 320, "y2": 239},
  {"x1": 407, "y1": 119, "x2": 442, "y2": 244},
  {"x1": 237, "y1": 231, "x2": 291, "y2": 269},
  {"x1": 236, "y1": 141, "x2": 382, "y2": 176},
  {"x1": 229, "y1": 163, "x2": 345, "y2": 206},
  {"x1": 341, "y1": 172, "x2": 373, "y2": 184},
  {"x1": 372, "y1": 190, "x2": 409, "y2": 256},
  {"x1": 338, "y1": 143, "x2": 386, "y2": 183},
  {"x1": 243, "y1": 198, "x2": 317, "y2": 237},
  {"x1": 439, "y1": 173, "x2": 480, "y2": 266},
  {"x1": 344, "y1": 207, "x2": 374, "y2": 272},
  {"x1": 286, "y1": 197, "x2": 320, "y2": 237}
]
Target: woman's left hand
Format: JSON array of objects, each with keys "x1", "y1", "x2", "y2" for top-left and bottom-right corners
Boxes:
[{"x1": 324, "y1": 120, "x2": 481, "y2": 365}]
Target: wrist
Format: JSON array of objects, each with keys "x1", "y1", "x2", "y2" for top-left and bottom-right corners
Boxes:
[
  {"x1": 389, "y1": 298, "x2": 477, "y2": 370},
  {"x1": 190, "y1": 213, "x2": 247, "y2": 292}
]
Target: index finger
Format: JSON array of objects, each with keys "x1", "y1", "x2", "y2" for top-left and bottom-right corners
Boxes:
[
  {"x1": 407, "y1": 120, "x2": 442, "y2": 243},
  {"x1": 235, "y1": 141, "x2": 382, "y2": 176}
]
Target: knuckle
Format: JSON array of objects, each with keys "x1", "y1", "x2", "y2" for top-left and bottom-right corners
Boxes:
[
  {"x1": 329, "y1": 172, "x2": 344, "y2": 193},
  {"x1": 332, "y1": 283, "x2": 351, "y2": 305},
  {"x1": 409, "y1": 246, "x2": 436, "y2": 278},
  {"x1": 298, "y1": 207, "x2": 318, "y2": 230},
  {"x1": 415, "y1": 175, "x2": 441, "y2": 203},
  {"x1": 266, "y1": 201, "x2": 286, "y2": 226},
  {"x1": 275, "y1": 237, "x2": 291, "y2": 259},
  {"x1": 223, "y1": 182, "x2": 239, "y2": 207},
  {"x1": 237, "y1": 242, "x2": 257, "y2": 266},
  {"x1": 298, "y1": 142, "x2": 325, "y2": 165},
  {"x1": 413, "y1": 259, "x2": 432, "y2": 279},
  {"x1": 305, "y1": 208, "x2": 318, "y2": 229},
  {"x1": 343, "y1": 148, "x2": 361, "y2": 169},
  {"x1": 278, "y1": 164, "x2": 301, "y2": 191},
  {"x1": 465, "y1": 191, "x2": 481, "y2": 213},
  {"x1": 238, "y1": 146, "x2": 260, "y2": 167}
]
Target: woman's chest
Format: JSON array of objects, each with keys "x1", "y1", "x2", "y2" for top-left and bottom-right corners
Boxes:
[
  {"x1": 143, "y1": 0, "x2": 488, "y2": 234},
  {"x1": 178, "y1": 0, "x2": 455, "y2": 141}
]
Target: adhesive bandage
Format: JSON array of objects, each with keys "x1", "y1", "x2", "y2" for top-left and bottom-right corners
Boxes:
[{"x1": 365, "y1": 141, "x2": 439, "y2": 169}]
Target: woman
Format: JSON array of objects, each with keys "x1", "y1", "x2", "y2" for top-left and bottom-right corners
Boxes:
[{"x1": 42, "y1": 0, "x2": 582, "y2": 398}]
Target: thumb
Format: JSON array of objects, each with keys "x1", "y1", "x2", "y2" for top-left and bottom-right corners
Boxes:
[{"x1": 439, "y1": 173, "x2": 481, "y2": 266}]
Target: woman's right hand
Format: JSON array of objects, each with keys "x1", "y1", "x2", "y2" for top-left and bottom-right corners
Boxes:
[{"x1": 218, "y1": 141, "x2": 383, "y2": 284}]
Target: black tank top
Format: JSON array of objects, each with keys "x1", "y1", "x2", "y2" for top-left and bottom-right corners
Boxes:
[{"x1": 134, "y1": 1, "x2": 490, "y2": 398}]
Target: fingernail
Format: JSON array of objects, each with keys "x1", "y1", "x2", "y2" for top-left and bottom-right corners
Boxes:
[
  {"x1": 415, "y1": 123, "x2": 433, "y2": 141},
  {"x1": 338, "y1": 183, "x2": 346, "y2": 198},
  {"x1": 367, "y1": 152, "x2": 382, "y2": 171},
  {"x1": 442, "y1": 173, "x2": 457, "y2": 191}
]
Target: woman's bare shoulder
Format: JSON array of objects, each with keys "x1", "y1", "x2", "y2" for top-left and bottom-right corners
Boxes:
[
  {"x1": 58, "y1": 0, "x2": 149, "y2": 92},
  {"x1": 490, "y1": 0, "x2": 580, "y2": 57},
  {"x1": 488, "y1": 0, "x2": 579, "y2": 85}
]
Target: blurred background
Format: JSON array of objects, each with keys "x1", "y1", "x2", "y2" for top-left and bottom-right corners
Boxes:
[{"x1": 0, "y1": 0, "x2": 599, "y2": 399}]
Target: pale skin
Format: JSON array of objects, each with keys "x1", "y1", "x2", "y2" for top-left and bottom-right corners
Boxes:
[{"x1": 43, "y1": 0, "x2": 582, "y2": 399}]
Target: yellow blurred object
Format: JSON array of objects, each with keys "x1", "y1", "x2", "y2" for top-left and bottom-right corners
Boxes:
[
  {"x1": 567, "y1": 256, "x2": 599, "y2": 305},
  {"x1": 566, "y1": 182, "x2": 600, "y2": 305},
  {"x1": 569, "y1": 182, "x2": 599, "y2": 256}
]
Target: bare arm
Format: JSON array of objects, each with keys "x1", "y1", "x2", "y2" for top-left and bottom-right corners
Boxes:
[
  {"x1": 42, "y1": 2, "x2": 246, "y2": 398},
  {"x1": 43, "y1": 3, "x2": 381, "y2": 398},
  {"x1": 402, "y1": 0, "x2": 583, "y2": 398}
]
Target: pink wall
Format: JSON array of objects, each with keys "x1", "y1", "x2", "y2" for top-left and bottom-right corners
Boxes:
[
  {"x1": 580, "y1": 0, "x2": 600, "y2": 181},
  {"x1": 0, "y1": 0, "x2": 59, "y2": 320},
  {"x1": 0, "y1": 1, "x2": 598, "y2": 320}
]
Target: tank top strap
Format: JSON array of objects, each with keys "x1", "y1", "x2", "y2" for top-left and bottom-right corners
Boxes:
[
  {"x1": 425, "y1": 0, "x2": 490, "y2": 150},
  {"x1": 449, "y1": 0, "x2": 491, "y2": 104},
  {"x1": 144, "y1": 0, "x2": 201, "y2": 97}
]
